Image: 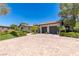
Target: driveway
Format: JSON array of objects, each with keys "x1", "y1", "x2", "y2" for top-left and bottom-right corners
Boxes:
[{"x1": 0, "y1": 34, "x2": 79, "y2": 56}]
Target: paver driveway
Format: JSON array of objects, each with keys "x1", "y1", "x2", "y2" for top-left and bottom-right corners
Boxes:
[{"x1": 0, "y1": 34, "x2": 79, "y2": 56}]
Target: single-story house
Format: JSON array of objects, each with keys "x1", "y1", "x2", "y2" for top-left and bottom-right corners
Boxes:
[
  {"x1": 0, "y1": 21, "x2": 61, "y2": 34},
  {"x1": 38, "y1": 21, "x2": 61, "y2": 34}
]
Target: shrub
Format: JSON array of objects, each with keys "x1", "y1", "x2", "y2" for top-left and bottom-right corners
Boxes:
[
  {"x1": 31, "y1": 25, "x2": 39, "y2": 33},
  {"x1": 0, "y1": 31, "x2": 9, "y2": 35},
  {"x1": 59, "y1": 32, "x2": 79, "y2": 38},
  {"x1": 58, "y1": 26, "x2": 66, "y2": 33},
  {"x1": 0, "y1": 34, "x2": 15, "y2": 40},
  {"x1": 59, "y1": 32, "x2": 65, "y2": 37},
  {"x1": 10, "y1": 30, "x2": 18, "y2": 37},
  {"x1": 17, "y1": 31, "x2": 27, "y2": 36},
  {"x1": 74, "y1": 27, "x2": 79, "y2": 32},
  {"x1": 10, "y1": 30, "x2": 27, "y2": 37}
]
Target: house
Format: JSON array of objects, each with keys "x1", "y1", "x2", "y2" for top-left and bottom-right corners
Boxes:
[
  {"x1": 0, "y1": 26, "x2": 10, "y2": 32},
  {"x1": 38, "y1": 21, "x2": 61, "y2": 34},
  {"x1": 0, "y1": 24, "x2": 32, "y2": 32},
  {"x1": 0, "y1": 21, "x2": 61, "y2": 34},
  {"x1": 19, "y1": 23, "x2": 31, "y2": 32}
]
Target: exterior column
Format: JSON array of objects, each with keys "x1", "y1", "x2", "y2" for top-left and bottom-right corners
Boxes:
[
  {"x1": 40, "y1": 26, "x2": 42, "y2": 33},
  {"x1": 57, "y1": 26, "x2": 60, "y2": 34},
  {"x1": 47, "y1": 25, "x2": 49, "y2": 33}
]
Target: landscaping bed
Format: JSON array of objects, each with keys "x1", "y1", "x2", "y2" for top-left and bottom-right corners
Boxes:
[{"x1": 59, "y1": 32, "x2": 79, "y2": 38}]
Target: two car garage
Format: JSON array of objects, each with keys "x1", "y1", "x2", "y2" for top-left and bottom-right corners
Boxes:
[
  {"x1": 41, "y1": 26, "x2": 59, "y2": 34},
  {"x1": 39, "y1": 21, "x2": 60, "y2": 34}
]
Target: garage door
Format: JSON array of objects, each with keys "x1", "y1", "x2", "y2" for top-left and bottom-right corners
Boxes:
[
  {"x1": 42, "y1": 27, "x2": 47, "y2": 33},
  {"x1": 49, "y1": 26, "x2": 59, "y2": 34}
]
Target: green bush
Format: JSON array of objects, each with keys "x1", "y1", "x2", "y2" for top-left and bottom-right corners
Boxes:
[
  {"x1": 58, "y1": 26, "x2": 66, "y2": 33},
  {"x1": 10, "y1": 31, "x2": 18, "y2": 37},
  {"x1": 31, "y1": 25, "x2": 39, "y2": 33},
  {"x1": 0, "y1": 30, "x2": 27, "y2": 40},
  {"x1": 74, "y1": 27, "x2": 79, "y2": 32},
  {"x1": 59, "y1": 32, "x2": 79, "y2": 38},
  {"x1": 0, "y1": 34, "x2": 15, "y2": 40},
  {"x1": 59, "y1": 32, "x2": 65, "y2": 36},
  {"x1": 17, "y1": 31, "x2": 27, "y2": 36},
  {"x1": 10, "y1": 30, "x2": 27, "y2": 37},
  {"x1": 0, "y1": 31, "x2": 9, "y2": 35}
]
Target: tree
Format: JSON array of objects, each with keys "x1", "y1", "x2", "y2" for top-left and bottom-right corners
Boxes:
[
  {"x1": 31, "y1": 25, "x2": 39, "y2": 33},
  {"x1": 10, "y1": 24, "x2": 19, "y2": 30},
  {"x1": 59, "y1": 3, "x2": 79, "y2": 32},
  {"x1": 0, "y1": 3, "x2": 9, "y2": 15}
]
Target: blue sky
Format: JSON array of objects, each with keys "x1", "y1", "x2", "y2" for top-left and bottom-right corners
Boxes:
[{"x1": 0, "y1": 3, "x2": 60, "y2": 26}]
